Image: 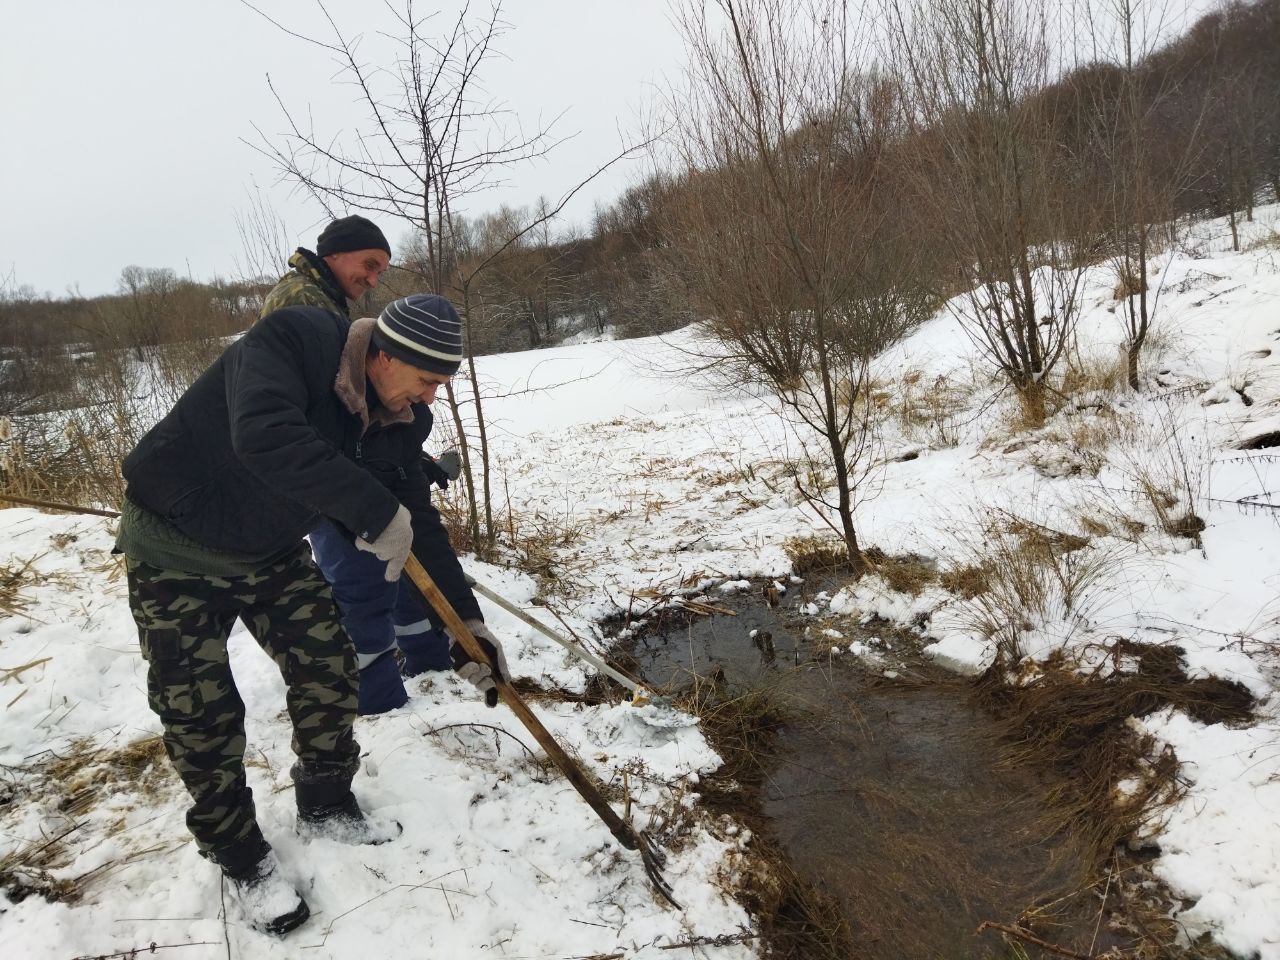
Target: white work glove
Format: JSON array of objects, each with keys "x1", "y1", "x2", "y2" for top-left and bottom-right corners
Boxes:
[
  {"x1": 355, "y1": 504, "x2": 413, "y2": 582},
  {"x1": 447, "y1": 619, "x2": 510, "y2": 708}
]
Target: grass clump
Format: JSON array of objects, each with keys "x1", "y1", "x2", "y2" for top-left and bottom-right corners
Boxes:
[
  {"x1": 890, "y1": 368, "x2": 970, "y2": 448},
  {"x1": 1, "y1": 735, "x2": 175, "y2": 904},
  {"x1": 784, "y1": 535, "x2": 851, "y2": 576},
  {"x1": 949, "y1": 509, "x2": 1121, "y2": 662},
  {"x1": 939, "y1": 562, "x2": 991, "y2": 599},
  {"x1": 863, "y1": 546, "x2": 937, "y2": 596}
]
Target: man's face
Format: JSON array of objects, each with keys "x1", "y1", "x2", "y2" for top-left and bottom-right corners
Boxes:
[
  {"x1": 367, "y1": 352, "x2": 451, "y2": 412},
  {"x1": 324, "y1": 249, "x2": 391, "y2": 300}
]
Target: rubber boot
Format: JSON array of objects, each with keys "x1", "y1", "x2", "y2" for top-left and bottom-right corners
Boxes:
[
  {"x1": 223, "y1": 850, "x2": 310, "y2": 936},
  {"x1": 296, "y1": 775, "x2": 402, "y2": 846}
]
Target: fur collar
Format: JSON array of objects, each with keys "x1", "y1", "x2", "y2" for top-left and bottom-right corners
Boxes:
[{"x1": 333, "y1": 318, "x2": 415, "y2": 430}]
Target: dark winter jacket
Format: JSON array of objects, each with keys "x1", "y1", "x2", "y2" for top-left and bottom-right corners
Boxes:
[
  {"x1": 260, "y1": 249, "x2": 350, "y2": 320},
  {"x1": 123, "y1": 307, "x2": 398, "y2": 557},
  {"x1": 121, "y1": 307, "x2": 481, "y2": 622}
]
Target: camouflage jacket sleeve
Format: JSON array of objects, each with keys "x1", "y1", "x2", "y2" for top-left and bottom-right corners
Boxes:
[{"x1": 260, "y1": 274, "x2": 341, "y2": 319}]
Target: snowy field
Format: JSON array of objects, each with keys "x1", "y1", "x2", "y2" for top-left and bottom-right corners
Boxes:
[{"x1": 3, "y1": 204, "x2": 1280, "y2": 957}]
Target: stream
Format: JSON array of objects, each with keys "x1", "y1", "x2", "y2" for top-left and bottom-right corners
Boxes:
[{"x1": 628, "y1": 583, "x2": 1120, "y2": 959}]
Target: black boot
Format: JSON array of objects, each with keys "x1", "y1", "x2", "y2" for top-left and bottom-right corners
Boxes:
[
  {"x1": 222, "y1": 850, "x2": 310, "y2": 936},
  {"x1": 297, "y1": 792, "x2": 402, "y2": 845}
]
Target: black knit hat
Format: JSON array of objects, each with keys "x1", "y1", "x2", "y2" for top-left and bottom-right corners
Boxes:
[
  {"x1": 372, "y1": 294, "x2": 464, "y2": 375},
  {"x1": 316, "y1": 215, "x2": 391, "y2": 257}
]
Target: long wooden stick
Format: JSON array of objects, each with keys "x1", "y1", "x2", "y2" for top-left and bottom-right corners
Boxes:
[
  {"x1": 404, "y1": 553, "x2": 637, "y2": 848},
  {"x1": 0, "y1": 493, "x2": 120, "y2": 518}
]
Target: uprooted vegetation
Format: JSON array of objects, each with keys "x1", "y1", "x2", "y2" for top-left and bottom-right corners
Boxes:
[{"x1": 973, "y1": 641, "x2": 1255, "y2": 958}]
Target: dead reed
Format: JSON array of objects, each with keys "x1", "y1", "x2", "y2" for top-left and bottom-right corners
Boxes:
[{"x1": 976, "y1": 641, "x2": 1253, "y2": 871}]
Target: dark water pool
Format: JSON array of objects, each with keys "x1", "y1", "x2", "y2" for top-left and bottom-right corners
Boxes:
[{"x1": 629, "y1": 587, "x2": 1115, "y2": 959}]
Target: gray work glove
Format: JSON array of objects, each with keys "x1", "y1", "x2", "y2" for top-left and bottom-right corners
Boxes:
[
  {"x1": 355, "y1": 504, "x2": 413, "y2": 582},
  {"x1": 436, "y1": 448, "x2": 462, "y2": 483},
  {"x1": 447, "y1": 619, "x2": 509, "y2": 708}
]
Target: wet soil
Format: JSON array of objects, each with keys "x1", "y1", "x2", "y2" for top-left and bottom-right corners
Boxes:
[{"x1": 625, "y1": 583, "x2": 1127, "y2": 959}]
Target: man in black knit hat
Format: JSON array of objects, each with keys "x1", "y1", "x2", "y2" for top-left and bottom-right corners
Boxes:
[
  {"x1": 261, "y1": 216, "x2": 477, "y2": 715},
  {"x1": 117, "y1": 294, "x2": 508, "y2": 936},
  {"x1": 261, "y1": 214, "x2": 392, "y2": 319}
]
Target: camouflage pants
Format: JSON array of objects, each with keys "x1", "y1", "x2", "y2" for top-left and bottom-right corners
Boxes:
[{"x1": 126, "y1": 546, "x2": 360, "y2": 869}]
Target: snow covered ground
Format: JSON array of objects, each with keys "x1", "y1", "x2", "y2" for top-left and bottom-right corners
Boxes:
[{"x1": 3, "y1": 203, "x2": 1280, "y2": 957}]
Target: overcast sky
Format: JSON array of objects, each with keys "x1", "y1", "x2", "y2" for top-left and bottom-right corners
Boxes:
[
  {"x1": 0, "y1": 1, "x2": 685, "y2": 297},
  {"x1": 2, "y1": 1, "x2": 1220, "y2": 300}
]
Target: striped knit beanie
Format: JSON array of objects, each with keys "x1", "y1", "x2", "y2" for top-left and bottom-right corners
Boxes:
[{"x1": 372, "y1": 294, "x2": 464, "y2": 375}]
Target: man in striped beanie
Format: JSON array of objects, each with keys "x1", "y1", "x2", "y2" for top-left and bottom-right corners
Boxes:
[
  {"x1": 310, "y1": 294, "x2": 505, "y2": 718},
  {"x1": 118, "y1": 292, "x2": 506, "y2": 935},
  {"x1": 370, "y1": 293, "x2": 465, "y2": 385}
]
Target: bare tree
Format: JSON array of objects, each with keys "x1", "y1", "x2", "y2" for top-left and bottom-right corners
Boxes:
[
  {"x1": 117, "y1": 265, "x2": 179, "y2": 359},
  {"x1": 1074, "y1": 0, "x2": 1207, "y2": 389},
  {"x1": 244, "y1": 0, "x2": 642, "y2": 555},
  {"x1": 586, "y1": 177, "x2": 692, "y2": 338},
  {"x1": 1201, "y1": 4, "x2": 1277, "y2": 248},
  {"x1": 233, "y1": 181, "x2": 295, "y2": 287},
  {"x1": 886, "y1": 0, "x2": 1094, "y2": 423},
  {"x1": 663, "y1": 0, "x2": 934, "y2": 570}
]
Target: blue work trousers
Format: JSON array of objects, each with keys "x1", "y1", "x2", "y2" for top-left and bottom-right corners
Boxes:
[{"x1": 309, "y1": 521, "x2": 451, "y2": 715}]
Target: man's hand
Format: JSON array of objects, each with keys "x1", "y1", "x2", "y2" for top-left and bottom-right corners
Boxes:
[
  {"x1": 421, "y1": 448, "x2": 462, "y2": 490},
  {"x1": 355, "y1": 504, "x2": 413, "y2": 582},
  {"x1": 447, "y1": 619, "x2": 509, "y2": 708},
  {"x1": 436, "y1": 449, "x2": 462, "y2": 482},
  {"x1": 421, "y1": 455, "x2": 449, "y2": 490}
]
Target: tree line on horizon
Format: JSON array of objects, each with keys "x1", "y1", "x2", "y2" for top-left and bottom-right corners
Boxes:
[{"x1": 2, "y1": 0, "x2": 1275, "y2": 385}]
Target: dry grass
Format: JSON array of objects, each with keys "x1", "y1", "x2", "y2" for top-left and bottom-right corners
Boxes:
[
  {"x1": 0, "y1": 552, "x2": 89, "y2": 626},
  {"x1": 1103, "y1": 402, "x2": 1210, "y2": 547},
  {"x1": 679, "y1": 681, "x2": 855, "y2": 960},
  {"x1": 1058, "y1": 352, "x2": 1126, "y2": 399},
  {"x1": 888, "y1": 368, "x2": 971, "y2": 448},
  {"x1": 976, "y1": 640, "x2": 1254, "y2": 870},
  {"x1": 2, "y1": 339, "x2": 227, "y2": 513},
  {"x1": 505, "y1": 511, "x2": 589, "y2": 588},
  {"x1": 939, "y1": 562, "x2": 991, "y2": 599},
  {"x1": 1244, "y1": 226, "x2": 1280, "y2": 253},
  {"x1": 0, "y1": 556, "x2": 39, "y2": 617},
  {"x1": 863, "y1": 546, "x2": 937, "y2": 596},
  {"x1": 783, "y1": 534, "x2": 851, "y2": 575},
  {"x1": 948, "y1": 509, "x2": 1122, "y2": 662},
  {"x1": 431, "y1": 485, "x2": 475, "y2": 555},
  {"x1": 784, "y1": 537, "x2": 938, "y2": 594},
  {"x1": 0, "y1": 735, "x2": 175, "y2": 904},
  {"x1": 969, "y1": 636, "x2": 1254, "y2": 960},
  {"x1": 1, "y1": 424, "x2": 109, "y2": 512},
  {"x1": 1112, "y1": 263, "x2": 1149, "y2": 301}
]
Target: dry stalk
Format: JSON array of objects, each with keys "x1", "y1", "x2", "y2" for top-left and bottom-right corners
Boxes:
[{"x1": 977, "y1": 920, "x2": 1100, "y2": 959}]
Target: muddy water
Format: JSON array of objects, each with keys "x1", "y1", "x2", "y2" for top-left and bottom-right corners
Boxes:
[{"x1": 630, "y1": 589, "x2": 1109, "y2": 959}]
